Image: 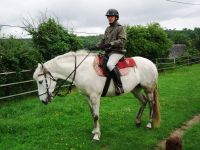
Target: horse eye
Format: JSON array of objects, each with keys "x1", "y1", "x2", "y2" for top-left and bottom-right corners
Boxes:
[{"x1": 38, "y1": 80, "x2": 43, "y2": 84}]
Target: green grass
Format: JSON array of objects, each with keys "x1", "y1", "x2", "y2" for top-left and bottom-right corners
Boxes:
[
  {"x1": 0, "y1": 64, "x2": 200, "y2": 150},
  {"x1": 183, "y1": 123, "x2": 200, "y2": 150}
]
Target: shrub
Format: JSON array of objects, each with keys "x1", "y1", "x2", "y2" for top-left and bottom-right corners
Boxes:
[
  {"x1": 25, "y1": 18, "x2": 82, "y2": 61},
  {"x1": 0, "y1": 37, "x2": 43, "y2": 98},
  {"x1": 126, "y1": 23, "x2": 173, "y2": 60}
]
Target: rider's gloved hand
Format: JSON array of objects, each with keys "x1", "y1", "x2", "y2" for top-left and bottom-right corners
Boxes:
[
  {"x1": 88, "y1": 43, "x2": 111, "y2": 50},
  {"x1": 88, "y1": 46, "x2": 99, "y2": 51},
  {"x1": 100, "y1": 43, "x2": 111, "y2": 49}
]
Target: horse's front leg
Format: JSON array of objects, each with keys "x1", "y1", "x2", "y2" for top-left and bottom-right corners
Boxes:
[{"x1": 88, "y1": 94, "x2": 101, "y2": 141}]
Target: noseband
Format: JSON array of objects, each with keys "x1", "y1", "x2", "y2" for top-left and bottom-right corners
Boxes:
[{"x1": 38, "y1": 64, "x2": 57, "y2": 102}]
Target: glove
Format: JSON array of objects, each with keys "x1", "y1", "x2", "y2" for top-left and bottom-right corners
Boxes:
[
  {"x1": 100, "y1": 43, "x2": 111, "y2": 49},
  {"x1": 88, "y1": 46, "x2": 99, "y2": 50}
]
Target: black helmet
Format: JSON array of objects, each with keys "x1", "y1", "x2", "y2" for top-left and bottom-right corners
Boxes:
[{"x1": 105, "y1": 9, "x2": 119, "y2": 19}]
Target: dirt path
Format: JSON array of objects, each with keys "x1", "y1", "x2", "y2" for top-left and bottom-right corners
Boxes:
[{"x1": 155, "y1": 113, "x2": 200, "y2": 150}]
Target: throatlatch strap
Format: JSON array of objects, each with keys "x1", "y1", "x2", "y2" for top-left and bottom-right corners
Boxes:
[{"x1": 101, "y1": 75, "x2": 111, "y2": 97}]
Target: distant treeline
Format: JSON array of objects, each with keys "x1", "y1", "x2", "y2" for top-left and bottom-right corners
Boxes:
[
  {"x1": 1, "y1": 18, "x2": 200, "y2": 73},
  {"x1": 1, "y1": 18, "x2": 200, "y2": 98}
]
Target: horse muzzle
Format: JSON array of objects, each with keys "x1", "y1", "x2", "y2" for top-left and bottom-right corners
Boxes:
[{"x1": 42, "y1": 100, "x2": 48, "y2": 105}]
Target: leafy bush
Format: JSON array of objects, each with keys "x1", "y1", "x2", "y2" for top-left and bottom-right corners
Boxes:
[
  {"x1": 166, "y1": 28, "x2": 200, "y2": 56},
  {"x1": 166, "y1": 30, "x2": 191, "y2": 46},
  {"x1": 193, "y1": 28, "x2": 200, "y2": 52},
  {"x1": 80, "y1": 35, "x2": 102, "y2": 49},
  {"x1": 126, "y1": 23, "x2": 173, "y2": 60},
  {"x1": 0, "y1": 37, "x2": 42, "y2": 72},
  {"x1": 26, "y1": 18, "x2": 82, "y2": 61},
  {"x1": 0, "y1": 37, "x2": 42, "y2": 98}
]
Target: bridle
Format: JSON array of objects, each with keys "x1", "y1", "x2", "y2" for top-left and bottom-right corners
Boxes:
[
  {"x1": 37, "y1": 51, "x2": 91, "y2": 103},
  {"x1": 38, "y1": 64, "x2": 57, "y2": 102}
]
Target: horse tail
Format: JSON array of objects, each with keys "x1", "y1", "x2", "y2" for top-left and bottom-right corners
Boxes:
[{"x1": 152, "y1": 84, "x2": 161, "y2": 127}]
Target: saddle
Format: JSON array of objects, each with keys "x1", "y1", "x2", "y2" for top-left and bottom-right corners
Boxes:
[{"x1": 93, "y1": 55, "x2": 136, "y2": 77}]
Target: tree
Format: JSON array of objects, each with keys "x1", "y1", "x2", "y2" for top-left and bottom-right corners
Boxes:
[
  {"x1": 126, "y1": 23, "x2": 173, "y2": 60},
  {"x1": 79, "y1": 35, "x2": 102, "y2": 49},
  {"x1": 0, "y1": 37, "x2": 43, "y2": 97},
  {"x1": 166, "y1": 28, "x2": 200, "y2": 55},
  {"x1": 193, "y1": 27, "x2": 200, "y2": 52},
  {"x1": 166, "y1": 29, "x2": 191, "y2": 46},
  {"x1": 25, "y1": 17, "x2": 82, "y2": 61},
  {"x1": 0, "y1": 37, "x2": 43, "y2": 71}
]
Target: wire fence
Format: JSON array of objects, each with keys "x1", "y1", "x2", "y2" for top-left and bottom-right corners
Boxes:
[
  {"x1": 0, "y1": 55, "x2": 200, "y2": 100},
  {"x1": 0, "y1": 70, "x2": 36, "y2": 100},
  {"x1": 155, "y1": 55, "x2": 200, "y2": 71},
  {"x1": 0, "y1": 24, "x2": 103, "y2": 38}
]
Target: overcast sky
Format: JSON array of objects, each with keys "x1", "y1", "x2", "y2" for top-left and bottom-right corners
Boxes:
[{"x1": 1, "y1": 0, "x2": 200, "y2": 37}]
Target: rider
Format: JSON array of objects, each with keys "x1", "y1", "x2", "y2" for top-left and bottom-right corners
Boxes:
[{"x1": 90, "y1": 8, "x2": 126, "y2": 95}]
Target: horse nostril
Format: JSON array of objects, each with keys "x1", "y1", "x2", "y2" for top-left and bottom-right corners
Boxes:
[{"x1": 42, "y1": 101, "x2": 48, "y2": 105}]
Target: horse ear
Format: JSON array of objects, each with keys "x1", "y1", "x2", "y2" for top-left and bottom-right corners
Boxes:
[{"x1": 38, "y1": 63, "x2": 41, "y2": 68}]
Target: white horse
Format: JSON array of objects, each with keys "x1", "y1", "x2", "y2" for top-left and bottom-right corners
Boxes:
[{"x1": 33, "y1": 50, "x2": 160, "y2": 141}]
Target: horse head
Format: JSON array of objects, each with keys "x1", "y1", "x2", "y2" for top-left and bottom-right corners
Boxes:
[{"x1": 33, "y1": 63, "x2": 57, "y2": 105}]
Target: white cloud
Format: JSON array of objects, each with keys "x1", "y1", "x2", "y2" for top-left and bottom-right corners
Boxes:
[
  {"x1": 0, "y1": 0, "x2": 200, "y2": 37},
  {"x1": 160, "y1": 16, "x2": 200, "y2": 30}
]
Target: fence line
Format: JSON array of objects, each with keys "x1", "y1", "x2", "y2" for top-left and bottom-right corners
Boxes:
[
  {"x1": 0, "y1": 24, "x2": 103, "y2": 36},
  {"x1": 189, "y1": 59, "x2": 200, "y2": 64},
  {"x1": 0, "y1": 79, "x2": 34, "y2": 87},
  {"x1": 0, "y1": 69, "x2": 31, "y2": 75},
  {"x1": 156, "y1": 55, "x2": 200, "y2": 71},
  {"x1": 175, "y1": 59, "x2": 188, "y2": 63},
  {"x1": 0, "y1": 55, "x2": 200, "y2": 100},
  {"x1": 0, "y1": 90, "x2": 38, "y2": 100},
  {"x1": 157, "y1": 62, "x2": 175, "y2": 65},
  {"x1": 156, "y1": 55, "x2": 190, "y2": 60}
]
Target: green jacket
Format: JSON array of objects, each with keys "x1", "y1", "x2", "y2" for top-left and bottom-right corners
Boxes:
[{"x1": 98, "y1": 21, "x2": 126, "y2": 54}]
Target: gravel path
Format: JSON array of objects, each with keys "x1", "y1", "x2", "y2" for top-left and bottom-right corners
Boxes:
[{"x1": 155, "y1": 113, "x2": 200, "y2": 150}]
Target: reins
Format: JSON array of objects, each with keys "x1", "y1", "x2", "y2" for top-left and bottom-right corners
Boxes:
[
  {"x1": 40, "y1": 51, "x2": 91, "y2": 100},
  {"x1": 38, "y1": 64, "x2": 56, "y2": 101}
]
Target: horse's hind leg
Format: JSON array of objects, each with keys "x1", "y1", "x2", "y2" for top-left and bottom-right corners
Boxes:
[
  {"x1": 145, "y1": 90, "x2": 155, "y2": 129},
  {"x1": 132, "y1": 86, "x2": 148, "y2": 127},
  {"x1": 143, "y1": 84, "x2": 160, "y2": 129}
]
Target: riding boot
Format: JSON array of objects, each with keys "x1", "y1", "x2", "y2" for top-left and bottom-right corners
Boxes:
[
  {"x1": 110, "y1": 67, "x2": 124, "y2": 95},
  {"x1": 102, "y1": 54, "x2": 110, "y2": 76}
]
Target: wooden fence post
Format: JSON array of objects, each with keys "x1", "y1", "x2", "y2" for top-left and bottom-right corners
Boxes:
[
  {"x1": 156, "y1": 58, "x2": 158, "y2": 68},
  {"x1": 173, "y1": 57, "x2": 176, "y2": 69}
]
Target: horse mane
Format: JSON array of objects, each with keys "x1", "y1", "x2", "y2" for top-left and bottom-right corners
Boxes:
[
  {"x1": 43, "y1": 49, "x2": 98, "y2": 71},
  {"x1": 55, "y1": 49, "x2": 97, "y2": 59},
  {"x1": 75, "y1": 49, "x2": 98, "y2": 56}
]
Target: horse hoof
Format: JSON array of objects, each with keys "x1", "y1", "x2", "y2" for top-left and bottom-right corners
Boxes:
[
  {"x1": 92, "y1": 130, "x2": 95, "y2": 134},
  {"x1": 135, "y1": 118, "x2": 141, "y2": 127},
  {"x1": 146, "y1": 123, "x2": 152, "y2": 129},
  {"x1": 93, "y1": 134, "x2": 100, "y2": 141},
  {"x1": 92, "y1": 128, "x2": 96, "y2": 134},
  {"x1": 136, "y1": 122, "x2": 141, "y2": 127}
]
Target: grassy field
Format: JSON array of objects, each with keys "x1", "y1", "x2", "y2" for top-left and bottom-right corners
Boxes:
[
  {"x1": 0, "y1": 64, "x2": 200, "y2": 150},
  {"x1": 183, "y1": 122, "x2": 200, "y2": 150}
]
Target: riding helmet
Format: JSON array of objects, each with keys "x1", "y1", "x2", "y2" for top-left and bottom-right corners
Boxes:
[{"x1": 105, "y1": 9, "x2": 119, "y2": 19}]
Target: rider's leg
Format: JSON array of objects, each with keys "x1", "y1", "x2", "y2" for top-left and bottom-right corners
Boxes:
[
  {"x1": 106, "y1": 53, "x2": 124, "y2": 95},
  {"x1": 110, "y1": 67, "x2": 124, "y2": 95},
  {"x1": 102, "y1": 54, "x2": 110, "y2": 75}
]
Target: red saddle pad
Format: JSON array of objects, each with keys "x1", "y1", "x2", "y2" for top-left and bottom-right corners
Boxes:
[{"x1": 93, "y1": 55, "x2": 136, "y2": 76}]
